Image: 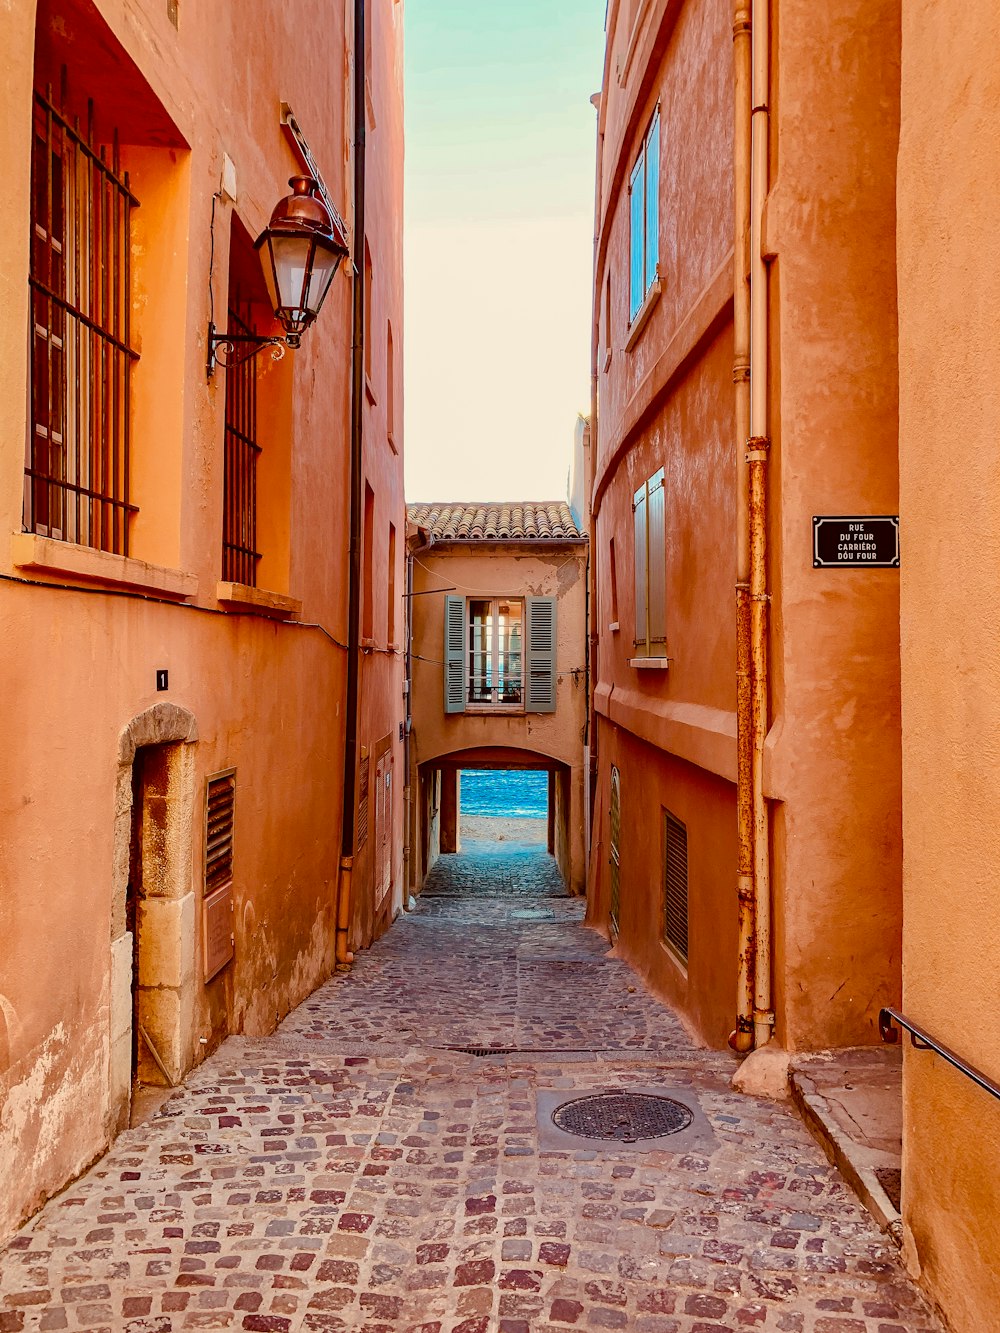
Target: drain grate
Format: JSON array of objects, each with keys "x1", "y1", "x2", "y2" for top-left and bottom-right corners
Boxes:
[
  {"x1": 449, "y1": 1046, "x2": 518, "y2": 1057},
  {"x1": 552, "y1": 1091, "x2": 692, "y2": 1142}
]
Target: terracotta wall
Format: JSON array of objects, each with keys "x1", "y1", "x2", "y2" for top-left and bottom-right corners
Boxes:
[
  {"x1": 0, "y1": 0, "x2": 402, "y2": 1241},
  {"x1": 896, "y1": 1, "x2": 1000, "y2": 1327},
  {"x1": 589, "y1": 0, "x2": 903, "y2": 1049},
  {"x1": 409, "y1": 541, "x2": 589, "y2": 893}
]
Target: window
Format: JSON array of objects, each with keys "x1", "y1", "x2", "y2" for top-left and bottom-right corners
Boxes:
[
  {"x1": 468, "y1": 597, "x2": 524, "y2": 706},
  {"x1": 386, "y1": 321, "x2": 395, "y2": 443},
  {"x1": 26, "y1": 87, "x2": 138, "y2": 553},
  {"x1": 663, "y1": 809, "x2": 688, "y2": 961},
  {"x1": 609, "y1": 535, "x2": 619, "y2": 627},
  {"x1": 444, "y1": 595, "x2": 556, "y2": 715},
  {"x1": 387, "y1": 521, "x2": 396, "y2": 644},
  {"x1": 603, "y1": 273, "x2": 612, "y2": 368},
  {"x1": 222, "y1": 297, "x2": 261, "y2": 585},
  {"x1": 362, "y1": 481, "x2": 375, "y2": 640},
  {"x1": 633, "y1": 467, "x2": 666, "y2": 656},
  {"x1": 364, "y1": 239, "x2": 374, "y2": 386},
  {"x1": 628, "y1": 109, "x2": 660, "y2": 322}
]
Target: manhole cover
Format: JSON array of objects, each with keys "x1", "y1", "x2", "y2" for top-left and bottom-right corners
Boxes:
[{"x1": 552, "y1": 1091, "x2": 692, "y2": 1142}]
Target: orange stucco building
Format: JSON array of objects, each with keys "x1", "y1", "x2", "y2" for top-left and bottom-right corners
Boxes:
[
  {"x1": 896, "y1": 1, "x2": 1000, "y2": 1326},
  {"x1": 406, "y1": 502, "x2": 589, "y2": 896},
  {"x1": 0, "y1": 0, "x2": 403, "y2": 1242},
  {"x1": 588, "y1": 0, "x2": 902, "y2": 1053}
]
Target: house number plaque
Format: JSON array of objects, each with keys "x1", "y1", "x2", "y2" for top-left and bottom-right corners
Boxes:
[{"x1": 813, "y1": 516, "x2": 899, "y2": 568}]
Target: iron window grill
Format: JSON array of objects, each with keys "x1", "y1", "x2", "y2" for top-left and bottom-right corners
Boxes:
[
  {"x1": 26, "y1": 86, "x2": 139, "y2": 554},
  {"x1": 222, "y1": 300, "x2": 262, "y2": 585},
  {"x1": 663, "y1": 808, "x2": 688, "y2": 961},
  {"x1": 205, "y1": 769, "x2": 236, "y2": 893}
]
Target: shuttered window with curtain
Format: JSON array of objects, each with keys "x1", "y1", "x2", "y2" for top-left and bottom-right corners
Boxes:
[
  {"x1": 443, "y1": 594, "x2": 556, "y2": 714},
  {"x1": 663, "y1": 808, "x2": 689, "y2": 961},
  {"x1": 628, "y1": 108, "x2": 661, "y2": 322},
  {"x1": 633, "y1": 467, "x2": 666, "y2": 656}
]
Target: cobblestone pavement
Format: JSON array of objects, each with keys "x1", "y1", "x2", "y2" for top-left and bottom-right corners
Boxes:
[
  {"x1": 0, "y1": 852, "x2": 943, "y2": 1332},
  {"x1": 421, "y1": 840, "x2": 566, "y2": 899}
]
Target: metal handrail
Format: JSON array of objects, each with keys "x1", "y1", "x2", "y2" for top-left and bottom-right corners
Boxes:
[{"x1": 879, "y1": 1006, "x2": 1000, "y2": 1105}]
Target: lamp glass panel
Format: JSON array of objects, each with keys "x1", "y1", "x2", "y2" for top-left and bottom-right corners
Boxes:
[
  {"x1": 269, "y1": 233, "x2": 314, "y2": 314},
  {"x1": 305, "y1": 240, "x2": 342, "y2": 315}
]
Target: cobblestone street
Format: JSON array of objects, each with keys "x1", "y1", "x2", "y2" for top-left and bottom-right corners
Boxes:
[{"x1": 0, "y1": 845, "x2": 943, "y2": 1333}]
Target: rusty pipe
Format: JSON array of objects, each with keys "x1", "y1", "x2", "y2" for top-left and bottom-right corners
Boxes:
[
  {"x1": 732, "y1": 0, "x2": 755, "y2": 1054},
  {"x1": 335, "y1": 855, "x2": 355, "y2": 969},
  {"x1": 748, "y1": 0, "x2": 774, "y2": 1050}
]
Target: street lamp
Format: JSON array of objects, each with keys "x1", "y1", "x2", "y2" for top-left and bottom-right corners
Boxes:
[{"x1": 207, "y1": 175, "x2": 349, "y2": 374}]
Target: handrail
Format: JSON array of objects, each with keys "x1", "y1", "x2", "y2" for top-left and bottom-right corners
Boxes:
[{"x1": 879, "y1": 1007, "x2": 1000, "y2": 1105}]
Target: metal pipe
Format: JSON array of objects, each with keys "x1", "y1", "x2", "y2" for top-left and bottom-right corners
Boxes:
[
  {"x1": 880, "y1": 1008, "x2": 1000, "y2": 1105},
  {"x1": 748, "y1": 0, "x2": 774, "y2": 1049},
  {"x1": 336, "y1": 0, "x2": 367, "y2": 969},
  {"x1": 732, "y1": 0, "x2": 754, "y2": 1054}
]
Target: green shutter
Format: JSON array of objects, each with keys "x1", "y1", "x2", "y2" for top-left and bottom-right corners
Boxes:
[
  {"x1": 647, "y1": 468, "x2": 666, "y2": 651},
  {"x1": 633, "y1": 482, "x2": 648, "y2": 651},
  {"x1": 444, "y1": 595, "x2": 466, "y2": 714},
  {"x1": 526, "y1": 596, "x2": 556, "y2": 714}
]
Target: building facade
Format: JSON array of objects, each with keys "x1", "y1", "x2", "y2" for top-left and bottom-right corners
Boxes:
[
  {"x1": 588, "y1": 0, "x2": 902, "y2": 1051},
  {"x1": 896, "y1": 1, "x2": 1000, "y2": 1325},
  {"x1": 0, "y1": 0, "x2": 403, "y2": 1242},
  {"x1": 406, "y1": 503, "x2": 588, "y2": 895}
]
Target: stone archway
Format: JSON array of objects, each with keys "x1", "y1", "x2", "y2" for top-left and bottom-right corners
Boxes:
[{"x1": 109, "y1": 704, "x2": 198, "y2": 1134}]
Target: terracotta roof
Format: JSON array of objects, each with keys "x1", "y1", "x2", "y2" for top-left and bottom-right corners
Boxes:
[{"x1": 406, "y1": 502, "x2": 585, "y2": 542}]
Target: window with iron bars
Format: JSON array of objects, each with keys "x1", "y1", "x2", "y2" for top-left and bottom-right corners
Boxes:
[
  {"x1": 26, "y1": 87, "x2": 139, "y2": 553},
  {"x1": 222, "y1": 299, "x2": 262, "y2": 585}
]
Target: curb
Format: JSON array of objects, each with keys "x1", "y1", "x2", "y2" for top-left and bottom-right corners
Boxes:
[{"x1": 789, "y1": 1069, "x2": 903, "y2": 1247}]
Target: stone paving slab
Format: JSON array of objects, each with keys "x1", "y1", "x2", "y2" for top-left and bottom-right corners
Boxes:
[{"x1": 0, "y1": 852, "x2": 943, "y2": 1332}]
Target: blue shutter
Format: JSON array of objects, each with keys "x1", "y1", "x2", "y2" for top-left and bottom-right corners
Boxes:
[
  {"x1": 647, "y1": 468, "x2": 666, "y2": 651},
  {"x1": 526, "y1": 597, "x2": 557, "y2": 714},
  {"x1": 645, "y1": 114, "x2": 660, "y2": 292},
  {"x1": 629, "y1": 156, "x2": 644, "y2": 322},
  {"x1": 633, "y1": 482, "x2": 648, "y2": 652},
  {"x1": 444, "y1": 595, "x2": 466, "y2": 714}
]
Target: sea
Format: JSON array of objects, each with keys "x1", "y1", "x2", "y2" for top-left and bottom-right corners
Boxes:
[{"x1": 460, "y1": 769, "x2": 547, "y2": 820}]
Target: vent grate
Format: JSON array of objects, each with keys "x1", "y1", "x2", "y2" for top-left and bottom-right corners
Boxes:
[
  {"x1": 663, "y1": 809, "x2": 688, "y2": 960},
  {"x1": 205, "y1": 769, "x2": 236, "y2": 893}
]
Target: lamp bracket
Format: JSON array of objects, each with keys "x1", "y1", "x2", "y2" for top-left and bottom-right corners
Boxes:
[{"x1": 207, "y1": 322, "x2": 290, "y2": 376}]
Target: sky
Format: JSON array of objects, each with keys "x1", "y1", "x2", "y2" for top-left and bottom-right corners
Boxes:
[{"x1": 403, "y1": 0, "x2": 607, "y2": 503}]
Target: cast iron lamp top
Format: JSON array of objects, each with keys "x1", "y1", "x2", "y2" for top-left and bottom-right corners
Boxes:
[{"x1": 207, "y1": 175, "x2": 349, "y2": 375}]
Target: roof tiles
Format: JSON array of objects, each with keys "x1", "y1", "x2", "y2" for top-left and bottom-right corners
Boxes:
[{"x1": 406, "y1": 501, "x2": 584, "y2": 542}]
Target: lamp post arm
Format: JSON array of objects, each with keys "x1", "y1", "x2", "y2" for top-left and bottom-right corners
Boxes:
[{"x1": 206, "y1": 322, "x2": 289, "y2": 376}]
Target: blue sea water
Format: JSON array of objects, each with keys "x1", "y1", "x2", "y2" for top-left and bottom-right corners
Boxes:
[{"x1": 460, "y1": 769, "x2": 547, "y2": 820}]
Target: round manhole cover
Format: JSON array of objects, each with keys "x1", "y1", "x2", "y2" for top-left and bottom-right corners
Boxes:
[{"x1": 552, "y1": 1092, "x2": 692, "y2": 1142}]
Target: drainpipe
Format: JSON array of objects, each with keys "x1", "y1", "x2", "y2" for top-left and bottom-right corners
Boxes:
[
  {"x1": 732, "y1": 0, "x2": 755, "y2": 1054},
  {"x1": 402, "y1": 544, "x2": 414, "y2": 903},
  {"x1": 731, "y1": 0, "x2": 773, "y2": 1052},
  {"x1": 748, "y1": 0, "x2": 773, "y2": 1049},
  {"x1": 336, "y1": 0, "x2": 367, "y2": 970}
]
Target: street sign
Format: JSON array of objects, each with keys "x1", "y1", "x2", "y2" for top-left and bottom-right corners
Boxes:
[{"x1": 813, "y1": 516, "x2": 899, "y2": 568}]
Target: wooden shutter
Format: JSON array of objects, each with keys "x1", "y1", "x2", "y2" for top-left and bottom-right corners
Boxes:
[
  {"x1": 633, "y1": 482, "x2": 648, "y2": 651},
  {"x1": 663, "y1": 809, "x2": 688, "y2": 960},
  {"x1": 647, "y1": 468, "x2": 666, "y2": 652},
  {"x1": 205, "y1": 770, "x2": 236, "y2": 892},
  {"x1": 629, "y1": 155, "x2": 644, "y2": 321},
  {"x1": 444, "y1": 595, "x2": 466, "y2": 713},
  {"x1": 526, "y1": 596, "x2": 557, "y2": 713},
  {"x1": 645, "y1": 113, "x2": 660, "y2": 291}
]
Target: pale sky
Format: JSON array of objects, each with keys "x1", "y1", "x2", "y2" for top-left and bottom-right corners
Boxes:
[{"x1": 404, "y1": 0, "x2": 606, "y2": 503}]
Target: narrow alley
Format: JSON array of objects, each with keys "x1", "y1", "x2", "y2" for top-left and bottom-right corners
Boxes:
[{"x1": 0, "y1": 846, "x2": 942, "y2": 1333}]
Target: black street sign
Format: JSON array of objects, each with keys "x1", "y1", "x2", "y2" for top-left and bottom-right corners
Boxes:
[{"x1": 813, "y1": 516, "x2": 899, "y2": 568}]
